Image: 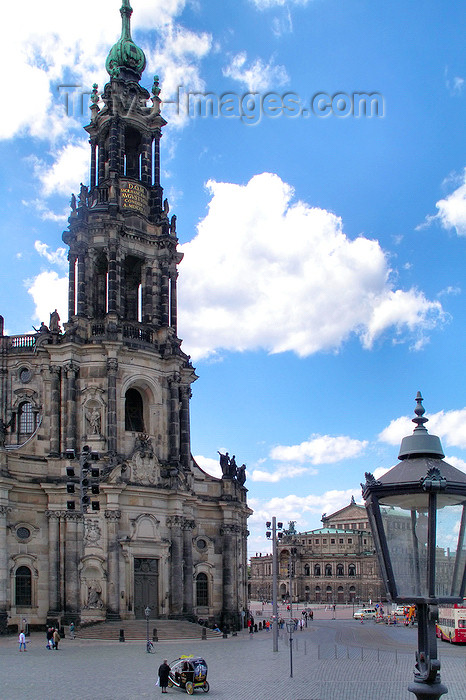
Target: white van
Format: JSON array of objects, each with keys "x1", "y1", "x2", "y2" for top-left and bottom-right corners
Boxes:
[{"x1": 353, "y1": 607, "x2": 377, "y2": 619}]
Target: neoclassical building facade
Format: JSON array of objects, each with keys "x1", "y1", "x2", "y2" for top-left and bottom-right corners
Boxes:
[
  {"x1": 0, "y1": 1, "x2": 250, "y2": 633},
  {"x1": 250, "y1": 499, "x2": 385, "y2": 605}
]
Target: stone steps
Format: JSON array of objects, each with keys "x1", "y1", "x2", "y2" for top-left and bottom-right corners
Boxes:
[{"x1": 75, "y1": 619, "x2": 223, "y2": 641}]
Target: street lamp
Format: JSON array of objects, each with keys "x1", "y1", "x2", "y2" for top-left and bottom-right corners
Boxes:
[
  {"x1": 266, "y1": 518, "x2": 283, "y2": 652},
  {"x1": 362, "y1": 393, "x2": 466, "y2": 700},
  {"x1": 144, "y1": 606, "x2": 151, "y2": 652},
  {"x1": 285, "y1": 619, "x2": 294, "y2": 678}
]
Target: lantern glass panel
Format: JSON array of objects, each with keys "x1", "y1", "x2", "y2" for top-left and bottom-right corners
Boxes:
[{"x1": 379, "y1": 497, "x2": 466, "y2": 600}]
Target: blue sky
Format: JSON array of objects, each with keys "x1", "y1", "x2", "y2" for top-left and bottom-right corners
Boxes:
[{"x1": 0, "y1": 0, "x2": 465, "y2": 556}]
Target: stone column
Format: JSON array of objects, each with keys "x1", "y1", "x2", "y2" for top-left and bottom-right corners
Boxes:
[
  {"x1": 161, "y1": 267, "x2": 169, "y2": 327},
  {"x1": 182, "y1": 519, "x2": 195, "y2": 615},
  {"x1": 107, "y1": 358, "x2": 118, "y2": 454},
  {"x1": 167, "y1": 516, "x2": 183, "y2": 617},
  {"x1": 68, "y1": 253, "x2": 76, "y2": 319},
  {"x1": 64, "y1": 512, "x2": 82, "y2": 618},
  {"x1": 141, "y1": 131, "x2": 152, "y2": 185},
  {"x1": 109, "y1": 117, "x2": 120, "y2": 174},
  {"x1": 49, "y1": 366, "x2": 61, "y2": 457},
  {"x1": 46, "y1": 510, "x2": 62, "y2": 615},
  {"x1": 64, "y1": 362, "x2": 79, "y2": 453},
  {"x1": 179, "y1": 386, "x2": 191, "y2": 470},
  {"x1": 142, "y1": 265, "x2": 153, "y2": 323},
  {"x1": 105, "y1": 510, "x2": 121, "y2": 619},
  {"x1": 170, "y1": 271, "x2": 178, "y2": 332},
  {"x1": 77, "y1": 252, "x2": 86, "y2": 316},
  {"x1": 0, "y1": 503, "x2": 11, "y2": 633},
  {"x1": 90, "y1": 140, "x2": 97, "y2": 189},
  {"x1": 107, "y1": 246, "x2": 118, "y2": 314},
  {"x1": 97, "y1": 136, "x2": 105, "y2": 184},
  {"x1": 168, "y1": 376, "x2": 180, "y2": 463}
]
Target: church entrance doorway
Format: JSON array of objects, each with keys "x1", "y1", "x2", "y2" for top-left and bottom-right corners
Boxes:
[{"x1": 134, "y1": 558, "x2": 159, "y2": 618}]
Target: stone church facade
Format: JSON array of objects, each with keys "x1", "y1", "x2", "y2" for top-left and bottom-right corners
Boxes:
[{"x1": 0, "y1": 0, "x2": 250, "y2": 633}]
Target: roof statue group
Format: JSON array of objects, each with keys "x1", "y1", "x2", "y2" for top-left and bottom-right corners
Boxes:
[{"x1": 217, "y1": 452, "x2": 247, "y2": 485}]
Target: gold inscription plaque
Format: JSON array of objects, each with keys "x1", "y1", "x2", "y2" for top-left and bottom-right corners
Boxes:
[{"x1": 120, "y1": 181, "x2": 148, "y2": 214}]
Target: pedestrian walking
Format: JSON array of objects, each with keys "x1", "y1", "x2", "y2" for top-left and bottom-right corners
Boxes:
[
  {"x1": 18, "y1": 630, "x2": 27, "y2": 651},
  {"x1": 158, "y1": 659, "x2": 171, "y2": 694},
  {"x1": 53, "y1": 628, "x2": 60, "y2": 649},
  {"x1": 69, "y1": 621, "x2": 75, "y2": 639},
  {"x1": 46, "y1": 627, "x2": 53, "y2": 649}
]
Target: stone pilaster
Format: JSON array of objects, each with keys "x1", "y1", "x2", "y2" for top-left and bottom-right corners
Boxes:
[
  {"x1": 106, "y1": 358, "x2": 118, "y2": 453},
  {"x1": 64, "y1": 361, "x2": 79, "y2": 453},
  {"x1": 105, "y1": 510, "x2": 121, "y2": 619},
  {"x1": 179, "y1": 387, "x2": 191, "y2": 470},
  {"x1": 182, "y1": 519, "x2": 196, "y2": 615},
  {"x1": 0, "y1": 504, "x2": 12, "y2": 632},
  {"x1": 220, "y1": 523, "x2": 241, "y2": 630},
  {"x1": 46, "y1": 510, "x2": 63, "y2": 615},
  {"x1": 168, "y1": 376, "x2": 180, "y2": 463},
  {"x1": 167, "y1": 515, "x2": 183, "y2": 617},
  {"x1": 64, "y1": 512, "x2": 83, "y2": 618},
  {"x1": 49, "y1": 365, "x2": 61, "y2": 457}
]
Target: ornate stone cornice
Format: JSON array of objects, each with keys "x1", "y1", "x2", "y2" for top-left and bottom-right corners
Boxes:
[
  {"x1": 167, "y1": 515, "x2": 183, "y2": 528},
  {"x1": 104, "y1": 510, "x2": 121, "y2": 520},
  {"x1": 107, "y1": 358, "x2": 118, "y2": 373},
  {"x1": 182, "y1": 518, "x2": 196, "y2": 531},
  {"x1": 64, "y1": 511, "x2": 84, "y2": 521},
  {"x1": 220, "y1": 523, "x2": 242, "y2": 535},
  {"x1": 64, "y1": 361, "x2": 80, "y2": 375},
  {"x1": 45, "y1": 510, "x2": 67, "y2": 519}
]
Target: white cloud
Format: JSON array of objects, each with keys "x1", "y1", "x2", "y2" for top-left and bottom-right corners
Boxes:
[
  {"x1": 263, "y1": 489, "x2": 360, "y2": 525},
  {"x1": 193, "y1": 455, "x2": 222, "y2": 478},
  {"x1": 444, "y1": 455, "x2": 466, "y2": 473},
  {"x1": 378, "y1": 407, "x2": 466, "y2": 450},
  {"x1": 435, "y1": 169, "x2": 466, "y2": 237},
  {"x1": 270, "y1": 434, "x2": 367, "y2": 465},
  {"x1": 31, "y1": 140, "x2": 90, "y2": 197},
  {"x1": 178, "y1": 172, "x2": 445, "y2": 360},
  {"x1": 250, "y1": 0, "x2": 312, "y2": 8},
  {"x1": 34, "y1": 241, "x2": 68, "y2": 268},
  {"x1": 250, "y1": 464, "x2": 312, "y2": 482},
  {"x1": 26, "y1": 270, "x2": 68, "y2": 326},
  {"x1": 223, "y1": 52, "x2": 288, "y2": 92}
]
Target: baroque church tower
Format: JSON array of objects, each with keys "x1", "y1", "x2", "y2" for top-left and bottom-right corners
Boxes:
[{"x1": 0, "y1": 0, "x2": 250, "y2": 633}]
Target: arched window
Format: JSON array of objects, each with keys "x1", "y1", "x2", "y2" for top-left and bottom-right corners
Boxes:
[
  {"x1": 196, "y1": 573, "x2": 208, "y2": 607},
  {"x1": 125, "y1": 389, "x2": 144, "y2": 432},
  {"x1": 304, "y1": 564, "x2": 310, "y2": 576},
  {"x1": 15, "y1": 566, "x2": 32, "y2": 606},
  {"x1": 325, "y1": 564, "x2": 332, "y2": 577},
  {"x1": 314, "y1": 564, "x2": 321, "y2": 577},
  {"x1": 348, "y1": 564, "x2": 356, "y2": 577},
  {"x1": 336, "y1": 564, "x2": 344, "y2": 577},
  {"x1": 18, "y1": 402, "x2": 35, "y2": 435}
]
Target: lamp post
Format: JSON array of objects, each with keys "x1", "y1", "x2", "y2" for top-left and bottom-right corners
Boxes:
[
  {"x1": 362, "y1": 392, "x2": 466, "y2": 700},
  {"x1": 266, "y1": 518, "x2": 283, "y2": 652},
  {"x1": 285, "y1": 619, "x2": 294, "y2": 678},
  {"x1": 145, "y1": 606, "x2": 151, "y2": 652}
]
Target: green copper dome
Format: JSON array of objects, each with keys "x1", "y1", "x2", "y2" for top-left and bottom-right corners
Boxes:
[{"x1": 106, "y1": 0, "x2": 146, "y2": 81}]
